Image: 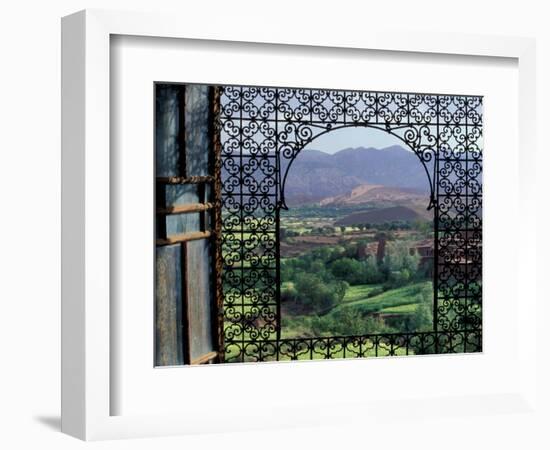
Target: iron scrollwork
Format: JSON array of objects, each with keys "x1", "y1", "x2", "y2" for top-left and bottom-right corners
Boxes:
[{"x1": 219, "y1": 85, "x2": 482, "y2": 362}]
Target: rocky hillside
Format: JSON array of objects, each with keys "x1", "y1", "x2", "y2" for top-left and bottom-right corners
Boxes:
[
  {"x1": 334, "y1": 206, "x2": 429, "y2": 226},
  {"x1": 319, "y1": 183, "x2": 426, "y2": 206}
]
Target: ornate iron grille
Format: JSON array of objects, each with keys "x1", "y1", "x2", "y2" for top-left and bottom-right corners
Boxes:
[{"x1": 218, "y1": 85, "x2": 482, "y2": 362}]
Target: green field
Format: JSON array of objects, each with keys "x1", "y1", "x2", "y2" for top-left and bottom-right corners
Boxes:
[
  {"x1": 281, "y1": 281, "x2": 432, "y2": 338},
  {"x1": 335, "y1": 281, "x2": 431, "y2": 315},
  {"x1": 340, "y1": 284, "x2": 384, "y2": 303},
  {"x1": 380, "y1": 303, "x2": 419, "y2": 314}
]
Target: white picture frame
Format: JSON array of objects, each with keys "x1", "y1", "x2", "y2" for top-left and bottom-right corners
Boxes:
[{"x1": 61, "y1": 9, "x2": 538, "y2": 441}]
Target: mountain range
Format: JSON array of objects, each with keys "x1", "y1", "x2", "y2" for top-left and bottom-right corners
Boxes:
[{"x1": 281, "y1": 145, "x2": 432, "y2": 205}]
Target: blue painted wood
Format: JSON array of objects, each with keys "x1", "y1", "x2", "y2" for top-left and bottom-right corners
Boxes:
[
  {"x1": 187, "y1": 239, "x2": 214, "y2": 361},
  {"x1": 155, "y1": 85, "x2": 181, "y2": 177},
  {"x1": 184, "y1": 85, "x2": 210, "y2": 177},
  {"x1": 155, "y1": 244, "x2": 184, "y2": 366},
  {"x1": 164, "y1": 185, "x2": 201, "y2": 236}
]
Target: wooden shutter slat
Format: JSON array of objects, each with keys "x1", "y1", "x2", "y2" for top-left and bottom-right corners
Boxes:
[
  {"x1": 156, "y1": 231, "x2": 212, "y2": 246},
  {"x1": 190, "y1": 351, "x2": 218, "y2": 365},
  {"x1": 156, "y1": 175, "x2": 213, "y2": 185},
  {"x1": 157, "y1": 202, "x2": 214, "y2": 215}
]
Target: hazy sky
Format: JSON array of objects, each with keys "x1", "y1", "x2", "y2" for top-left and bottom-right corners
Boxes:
[{"x1": 303, "y1": 126, "x2": 406, "y2": 154}]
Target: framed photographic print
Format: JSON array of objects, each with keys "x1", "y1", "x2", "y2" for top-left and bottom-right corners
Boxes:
[
  {"x1": 62, "y1": 9, "x2": 537, "y2": 441},
  {"x1": 153, "y1": 82, "x2": 482, "y2": 366}
]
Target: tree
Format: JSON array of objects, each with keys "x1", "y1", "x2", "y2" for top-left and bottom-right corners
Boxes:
[
  {"x1": 382, "y1": 240, "x2": 421, "y2": 285},
  {"x1": 293, "y1": 272, "x2": 347, "y2": 313},
  {"x1": 281, "y1": 283, "x2": 298, "y2": 303},
  {"x1": 413, "y1": 219, "x2": 434, "y2": 234},
  {"x1": 314, "y1": 309, "x2": 386, "y2": 335},
  {"x1": 412, "y1": 302, "x2": 432, "y2": 331},
  {"x1": 330, "y1": 257, "x2": 365, "y2": 285},
  {"x1": 325, "y1": 226, "x2": 336, "y2": 235},
  {"x1": 285, "y1": 229, "x2": 300, "y2": 238},
  {"x1": 364, "y1": 256, "x2": 384, "y2": 283}
]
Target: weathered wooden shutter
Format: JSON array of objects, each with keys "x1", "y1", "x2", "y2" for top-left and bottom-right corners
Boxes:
[{"x1": 155, "y1": 84, "x2": 222, "y2": 366}]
